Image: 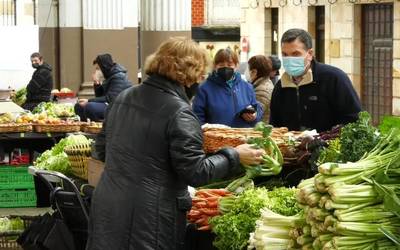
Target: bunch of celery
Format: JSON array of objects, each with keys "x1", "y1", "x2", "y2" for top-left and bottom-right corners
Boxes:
[
  {"x1": 226, "y1": 122, "x2": 283, "y2": 193},
  {"x1": 248, "y1": 209, "x2": 306, "y2": 250},
  {"x1": 294, "y1": 129, "x2": 400, "y2": 249}
]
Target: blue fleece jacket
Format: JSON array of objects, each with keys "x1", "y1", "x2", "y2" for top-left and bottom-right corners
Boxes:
[{"x1": 192, "y1": 71, "x2": 263, "y2": 128}]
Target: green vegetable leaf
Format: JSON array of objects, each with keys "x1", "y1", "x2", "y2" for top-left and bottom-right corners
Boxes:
[{"x1": 340, "y1": 111, "x2": 380, "y2": 162}]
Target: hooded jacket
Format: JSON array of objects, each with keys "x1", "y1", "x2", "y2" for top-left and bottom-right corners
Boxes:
[
  {"x1": 269, "y1": 60, "x2": 362, "y2": 132},
  {"x1": 192, "y1": 71, "x2": 263, "y2": 128},
  {"x1": 89, "y1": 64, "x2": 132, "y2": 104}
]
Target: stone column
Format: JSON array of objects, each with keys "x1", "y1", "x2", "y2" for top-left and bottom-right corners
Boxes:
[
  {"x1": 37, "y1": 0, "x2": 59, "y2": 87},
  {"x1": 393, "y1": 1, "x2": 400, "y2": 115},
  {"x1": 140, "y1": 0, "x2": 191, "y2": 74}
]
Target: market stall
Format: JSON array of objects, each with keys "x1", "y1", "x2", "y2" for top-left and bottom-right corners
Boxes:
[{"x1": 1, "y1": 97, "x2": 400, "y2": 250}]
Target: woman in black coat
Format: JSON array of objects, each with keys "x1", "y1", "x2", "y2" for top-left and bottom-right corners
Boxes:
[{"x1": 86, "y1": 37, "x2": 264, "y2": 250}]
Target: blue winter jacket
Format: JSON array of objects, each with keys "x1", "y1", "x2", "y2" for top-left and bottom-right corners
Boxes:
[{"x1": 192, "y1": 71, "x2": 263, "y2": 128}]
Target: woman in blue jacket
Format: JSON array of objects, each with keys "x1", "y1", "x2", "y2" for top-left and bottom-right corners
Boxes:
[{"x1": 193, "y1": 48, "x2": 263, "y2": 128}]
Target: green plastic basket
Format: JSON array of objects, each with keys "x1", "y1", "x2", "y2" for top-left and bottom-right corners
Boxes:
[
  {"x1": 0, "y1": 166, "x2": 35, "y2": 190},
  {"x1": 0, "y1": 189, "x2": 37, "y2": 208}
]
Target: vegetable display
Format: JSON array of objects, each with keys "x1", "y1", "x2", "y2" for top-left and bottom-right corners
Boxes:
[
  {"x1": 34, "y1": 134, "x2": 92, "y2": 174},
  {"x1": 295, "y1": 128, "x2": 400, "y2": 249},
  {"x1": 0, "y1": 217, "x2": 24, "y2": 232},
  {"x1": 209, "y1": 187, "x2": 299, "y2": 250},
  {"x1": 187, "y1": 189, "x2": 232, "y2": 231},
  {"x1": 32, "y1": 102, "x2": 75, "y2": 118}
]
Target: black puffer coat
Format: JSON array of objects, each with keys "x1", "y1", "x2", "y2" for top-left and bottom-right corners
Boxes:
[
  {"x1": 86, "y1": 74, "x2": 241, "y2": 250},
  {"x1": 90, "y1": 64, "x2": 131, "y2": 104},
  {"x1": 23, "y1": 63, "x2": 53, "y2": 110}
]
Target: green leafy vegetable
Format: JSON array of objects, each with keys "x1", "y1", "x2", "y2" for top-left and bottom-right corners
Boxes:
[
  {"x1": 211, "y1": 187, "x2": 299, "y2": 250},
  {"x1": 266, "y1": 187, "x2": 301, "y2": 216},
  {"x1": 318, "y1": 137, "x2": 341, "y2": 164},
  {"x1": 12, "y1": 87, "x2": 27, "y2": 106},
  {"x1": 33, "y1": 102, "x2": 75, "y2": 117},
  {"x1": 379, "y1": 116, "x2": 400, "y2": 135},
  {"x1": 340, "y1": 111, "x2": 380, "y2": 162},
  {"x1": 35, "y1": 134, "x2": 92, "y2": 174},
  {"x1": 0, "y1": 217, "x2": 25, "y2": 232}
]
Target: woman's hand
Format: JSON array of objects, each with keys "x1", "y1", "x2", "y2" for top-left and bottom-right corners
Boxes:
[
  {"x1": 241, "y1": 112, "x2": 257, "y2": 122},
  {"x1": 235, "y1": 143, "x2": 265, "y2": 165}
]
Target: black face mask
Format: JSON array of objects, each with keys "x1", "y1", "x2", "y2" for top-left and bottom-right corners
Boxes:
[
  {"x1": 216, "y1": 67, "x2": 235, "y2": 82},
  {"x1": 32, "y1": 63, "x2": 40, "y2": 69}
]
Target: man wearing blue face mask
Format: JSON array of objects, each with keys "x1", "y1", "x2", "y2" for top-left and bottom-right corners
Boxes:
[
  {"x1": 193, "y1": 48, "x2": 263, "y2": 128},
  {"x1": 269, "y1": 29, "x2": 362, "y2": 132}
]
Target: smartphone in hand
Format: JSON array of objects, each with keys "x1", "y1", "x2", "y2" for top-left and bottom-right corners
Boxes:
[{"x1": 240, "y1": 106, "x2": 256, "y2": 115}]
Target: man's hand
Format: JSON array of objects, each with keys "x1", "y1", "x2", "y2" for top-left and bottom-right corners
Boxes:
[
  {"x1": 242, "y1": 112, "x2": 257, "y2": 122},
  {"x1": 78, "y1": 99, "x2": 88, "y2": 107},
  {"x1": 92, "y1": 72, "x2": 101, "y2": 86}
]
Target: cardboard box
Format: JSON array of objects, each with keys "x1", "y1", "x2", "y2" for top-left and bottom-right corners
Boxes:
[{"x1": 88, "y1": 158, "x2": 104, "y2": 187}]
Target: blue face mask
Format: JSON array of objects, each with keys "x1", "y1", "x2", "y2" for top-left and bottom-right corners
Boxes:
[{"x1": 282, "y1": 56, "x2": 306, "y2": 77}]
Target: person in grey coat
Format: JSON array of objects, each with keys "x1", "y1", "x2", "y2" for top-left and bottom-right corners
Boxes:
[
  {"x1": 86, "y1": 37, "x2": 264, "y2": 250},
  {"x1": 248, "y1": 55, "x2": 274, "y2": 123}
]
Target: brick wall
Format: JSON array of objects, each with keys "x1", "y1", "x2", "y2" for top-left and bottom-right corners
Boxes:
[{"x1": 192, "y1": 0, "x2": 204, "y2": 26}]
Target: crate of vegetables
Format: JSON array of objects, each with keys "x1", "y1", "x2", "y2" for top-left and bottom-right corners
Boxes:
[{"x1": 0, "y1": 216, "x2": 37, "y2": 250}]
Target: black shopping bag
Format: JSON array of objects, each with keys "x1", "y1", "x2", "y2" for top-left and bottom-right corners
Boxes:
[{"x1": 17, "y1": 212, "x2": 76, "y2": 250}]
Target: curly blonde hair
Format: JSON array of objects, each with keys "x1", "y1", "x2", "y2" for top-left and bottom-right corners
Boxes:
[{"x1": 144, "y1": 37, "x2": 209, "y2": 85}]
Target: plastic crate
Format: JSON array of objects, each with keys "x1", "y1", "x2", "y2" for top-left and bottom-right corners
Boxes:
[
  {"x1": 0, "y1": 166, "x2": 35, "y2": 190},
  {"x1": 0, "y1": 189, "x2": 37, "y2": 208}
]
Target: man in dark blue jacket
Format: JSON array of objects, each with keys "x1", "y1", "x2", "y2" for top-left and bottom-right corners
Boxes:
[
  {"x1": 269, "y1": 29, "x2": 362, "y2": 132},
  {"x1": 75, "y1": 54, "x2": 132, "y2": 121}
]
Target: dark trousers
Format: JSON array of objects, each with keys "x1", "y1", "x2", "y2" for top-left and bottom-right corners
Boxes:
[{"x1": 74, "y1": 102, "x2": 107, "y2": 122}]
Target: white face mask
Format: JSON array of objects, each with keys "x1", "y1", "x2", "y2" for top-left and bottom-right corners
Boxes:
[{"x1": 95, "y1": 69, "x2": 105, "y2": 82}]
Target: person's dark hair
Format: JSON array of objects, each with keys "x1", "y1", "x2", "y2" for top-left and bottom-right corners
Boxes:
[
  {"x1": 93, "y1": 53, "x2": 115, "y2": 78},
  {"x1": 30, "y1": 52, "x2": 43, "y2": 60},
  {"x1": 248, "y1": 55, "x2": 272, "y2": 79},
  {"x1": 214, "y1": 48, "x2": 239, "y2": 66},
  {"x1": 269, "y1": 55, "x2": 281, "y2": 71},
  {"x1": 281, "y1": 28, "x2": 313, "y2": 50}
]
